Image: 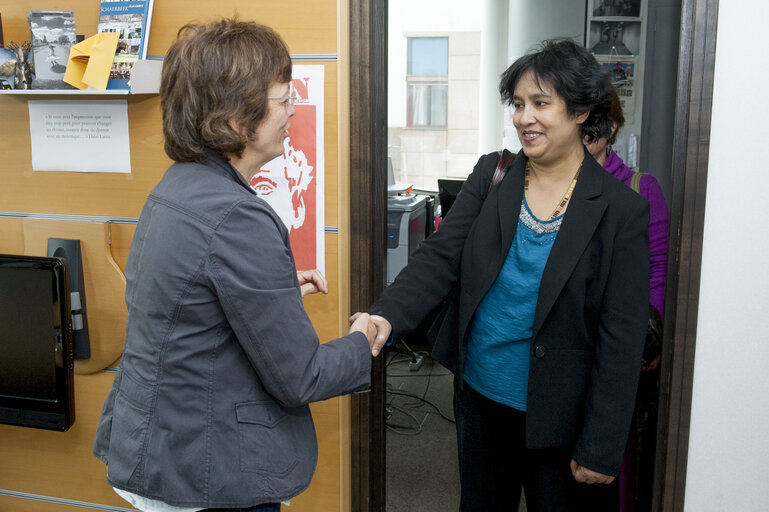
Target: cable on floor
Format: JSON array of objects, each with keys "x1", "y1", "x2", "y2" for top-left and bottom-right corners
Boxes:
[{"x1": 387, "y1": 388, "x2": 455, "y2": 424}]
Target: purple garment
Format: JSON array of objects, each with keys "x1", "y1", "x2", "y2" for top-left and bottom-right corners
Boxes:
[
  {"x1": 603, "y1": 152, "x2": 670, "y2": 314},
  {"x1": 605, "y1": 151, "x2": 670, "y2": 512}
]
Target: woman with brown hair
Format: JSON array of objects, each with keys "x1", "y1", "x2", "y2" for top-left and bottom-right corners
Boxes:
[{"x1": 93, "y1": 19, "x2": 377, "y2": 512}]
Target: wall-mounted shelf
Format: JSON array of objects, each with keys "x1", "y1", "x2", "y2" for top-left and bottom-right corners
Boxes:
[
  {"x1": 0, "y1": 89, "x2": 131, "y2": 96},
  {"x1": 0, "y1": 60, "x2": 163, "y2": 96}
]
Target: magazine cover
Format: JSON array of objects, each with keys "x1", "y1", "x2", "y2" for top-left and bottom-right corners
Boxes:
[
  {"x1": 96, "y1": 0, "x2": 154, "y2": 89},
  {"x1": 27, "y1": 10, "x2": 77, "y2": 89}
]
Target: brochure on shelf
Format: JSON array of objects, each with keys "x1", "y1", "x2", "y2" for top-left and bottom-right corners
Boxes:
[{"x1": 96, "y1": 0, "x2": 154, "y2": 90}]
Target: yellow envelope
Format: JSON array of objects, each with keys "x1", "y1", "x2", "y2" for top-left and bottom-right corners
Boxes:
[{"x1": 64, "y1": 32, "x2": 119, "y2": 90}]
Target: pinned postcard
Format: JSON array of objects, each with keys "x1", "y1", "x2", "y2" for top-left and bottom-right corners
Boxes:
[{"x1": 63, "y1": 32, "x2": 119, "y2": 90}]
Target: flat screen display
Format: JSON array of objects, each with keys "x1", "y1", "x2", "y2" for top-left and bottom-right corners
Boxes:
[
  {"x1": 0, "y1": 267, "x2": 58, "y2": 400},
  {"x1": 0, "y1": 255, "x2": 75, "y2": 431},
  {"x1": 437, "y1": 178, "x2": 465, "y2": 218}
]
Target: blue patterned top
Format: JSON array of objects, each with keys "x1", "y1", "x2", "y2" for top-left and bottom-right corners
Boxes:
[{"x1": 463, "y1": 197, "x2": 561, "y2": 410}]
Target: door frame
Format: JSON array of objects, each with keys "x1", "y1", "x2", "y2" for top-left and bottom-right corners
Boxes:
[{"x1": 348, "y1": 0, "x2": 719, "y2": 510}]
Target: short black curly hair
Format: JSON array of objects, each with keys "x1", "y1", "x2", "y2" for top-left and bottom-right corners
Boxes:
[{"x1": 499, "y1": 39, "x2": 612, "y2": 143}]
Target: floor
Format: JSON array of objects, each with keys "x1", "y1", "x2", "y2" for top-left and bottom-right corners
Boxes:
[
  {"x1": 385, "y1": 345, "x2": 460, "y2": 511},
  {"x1": 384, "y1": 343, "x2": 527, "y2": 511}
]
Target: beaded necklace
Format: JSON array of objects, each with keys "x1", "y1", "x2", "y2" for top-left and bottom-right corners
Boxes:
[{"x1": 524, "y1": 159, "x2": 582, "y2": 220}]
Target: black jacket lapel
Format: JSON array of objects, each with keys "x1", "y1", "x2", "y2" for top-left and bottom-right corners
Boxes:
[{"x1": 532, "y1": 155, "x2": 607, "y2": 340}]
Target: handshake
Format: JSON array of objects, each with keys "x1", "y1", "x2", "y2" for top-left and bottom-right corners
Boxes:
[
  {"x1": 297, "y1": 269, "x2": 391, "y2": 357},
  {"x1": 349, "y1": 312, "x2": 391, "y2": 357}
]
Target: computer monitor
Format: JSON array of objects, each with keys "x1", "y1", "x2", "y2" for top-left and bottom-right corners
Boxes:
[
  {"x1": 437, "y1": 178, "x2": 466, "y2": 218},
  {"x1": 0, "y1": 254, "x2": 75, "y2": 431}
]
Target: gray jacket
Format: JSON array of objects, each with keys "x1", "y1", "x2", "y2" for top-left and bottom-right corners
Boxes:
[{"x1": 93, "y1": 150, "x2": 371, "y2": 508}]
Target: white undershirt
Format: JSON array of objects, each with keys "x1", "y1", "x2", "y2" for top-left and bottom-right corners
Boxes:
[
  {"x1": 114, "y1": 487, "x2": 202, "y2": 512},
  {"x1": 113, "y1": 487, "x2": 290, "y2": 511}
]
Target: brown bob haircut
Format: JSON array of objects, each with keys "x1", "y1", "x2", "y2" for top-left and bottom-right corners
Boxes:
[{"x1": 160, "y1": 19, "x2": 292, "y2": 163}]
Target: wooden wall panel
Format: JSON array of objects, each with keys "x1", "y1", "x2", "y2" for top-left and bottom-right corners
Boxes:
[
  {"x1": 315, "y1": 61, "x2": 340, "y2": 229},
  {"x1": 0, "y1": 0, "x2": 337, "y2": 56},
  {"x1": 294, "y1": 398, "x2": 345, "y2": 512},
  {"x1": 0, "y1": 218, "x2": 25, "y2": 254},
  {"x1": 0, "y1": 496, "x2": 129, "y2": 512},
  {"x1": 0, "y1": 372, "x2": 131, "y2": 508},
  {"x1": 305, "y1": 232, "x2": 341, "y2": 340},
  {"x1": 107, "y1": 222, "x2": 136, "y2": 274},
  {"x1": 0, "y1": 0, "x2": 353, "y2": 510},
  {"x1": 148, "y1": 3, "x2": 338, "y2": 57}
]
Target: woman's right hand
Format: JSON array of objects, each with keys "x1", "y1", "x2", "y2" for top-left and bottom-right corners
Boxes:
[{"x1": 349, "y1": 312, "x2": 392, "y2": 357}]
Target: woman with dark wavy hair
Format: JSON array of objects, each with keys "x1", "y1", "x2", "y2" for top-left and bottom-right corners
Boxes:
[
  {"x1": 360, "y1": 39, "x2": 649, "y2": 510},
  {"x1": 94, "y1": 19, "x2": 377, "y2": 512}
]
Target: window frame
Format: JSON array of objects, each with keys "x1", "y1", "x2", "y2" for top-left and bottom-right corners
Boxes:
[{"x1": 406, "y1": 36, "x2": 449, "y2": 129}]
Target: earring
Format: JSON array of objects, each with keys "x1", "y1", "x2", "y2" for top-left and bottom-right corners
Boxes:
[{"x1": 606, "y1": 143, "x2": 613, "y2": 157}]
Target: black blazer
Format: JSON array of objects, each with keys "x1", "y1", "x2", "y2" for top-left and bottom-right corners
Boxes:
[{"x1": 371, "y1": 149, "x2": 649, "y2": 475}]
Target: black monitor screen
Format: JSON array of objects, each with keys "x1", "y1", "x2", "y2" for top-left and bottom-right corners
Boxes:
[
  {"x1": 0, "y1": 267, "x2": 58, "y2": 401},
  {"x1": 437, "y1": 178, "x2": 466, "y2": 218},
  {"x1": 0, "y1": 255, "x2": 75, "y2": 431}
]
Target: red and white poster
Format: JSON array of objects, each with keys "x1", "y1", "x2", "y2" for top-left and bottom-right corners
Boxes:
[{"x1": 250, "y1": 65, "x2": 325, "y2": 273}]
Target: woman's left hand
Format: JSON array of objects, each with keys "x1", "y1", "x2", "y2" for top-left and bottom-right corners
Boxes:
[
  {"x1": 570, "y1": 459, "x2": 615, "y2": 485},
  {"x1": 297, "y1": 269, "x2": 329, "y2": 297}
]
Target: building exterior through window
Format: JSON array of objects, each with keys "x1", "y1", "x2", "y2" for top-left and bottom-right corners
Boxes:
[
  {"x1": 389, "y1": 30, "x2": 481, "y2": 192},
  {"x1": 406, "y1": 37, "x2": 448, "y2": 128}
]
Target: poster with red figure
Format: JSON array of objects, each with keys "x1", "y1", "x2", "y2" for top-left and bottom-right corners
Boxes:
[{"x1": 250, "y1": 65, "x2": 325, "y2": 273}]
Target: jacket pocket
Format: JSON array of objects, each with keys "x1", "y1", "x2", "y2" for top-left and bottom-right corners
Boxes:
[
  {"x1": 236, "y1": 401, "x2": 312, "y2": 476},
  {"x1": 107, "y1": 372, "x2": 154, "y2": 486}
]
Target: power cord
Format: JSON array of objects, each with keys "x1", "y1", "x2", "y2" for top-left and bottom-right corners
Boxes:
[
  {"x1": 385, "y1": 403, "x2": 424, "y2": 435},
  {"x1": 400, "y1": 339, "x2": 426, "y2": 371},
  {"x1": 385, "y1": 353, "x2": 456, "y2": 433},
  {"x1": 387, "y1": 388, "x2": 455, "y2": 424}
]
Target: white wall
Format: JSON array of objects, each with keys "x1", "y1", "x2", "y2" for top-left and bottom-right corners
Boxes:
[
  {"x1": 507, "y1": 0, "x2": 586, "y2": 58},
  {"x1": 684, "y1": 1, "x2": 769, "y2": 510},
  {"x1": 387, "y1": 0, "x2": 483, "y2": 127},
  {"x1": 502, "y1": 0, "x2": 586, "y2": 151}
]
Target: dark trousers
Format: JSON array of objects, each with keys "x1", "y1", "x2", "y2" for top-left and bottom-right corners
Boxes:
[{"x1": 454, "y1": 380, "x2": 618, "y2": 512}]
